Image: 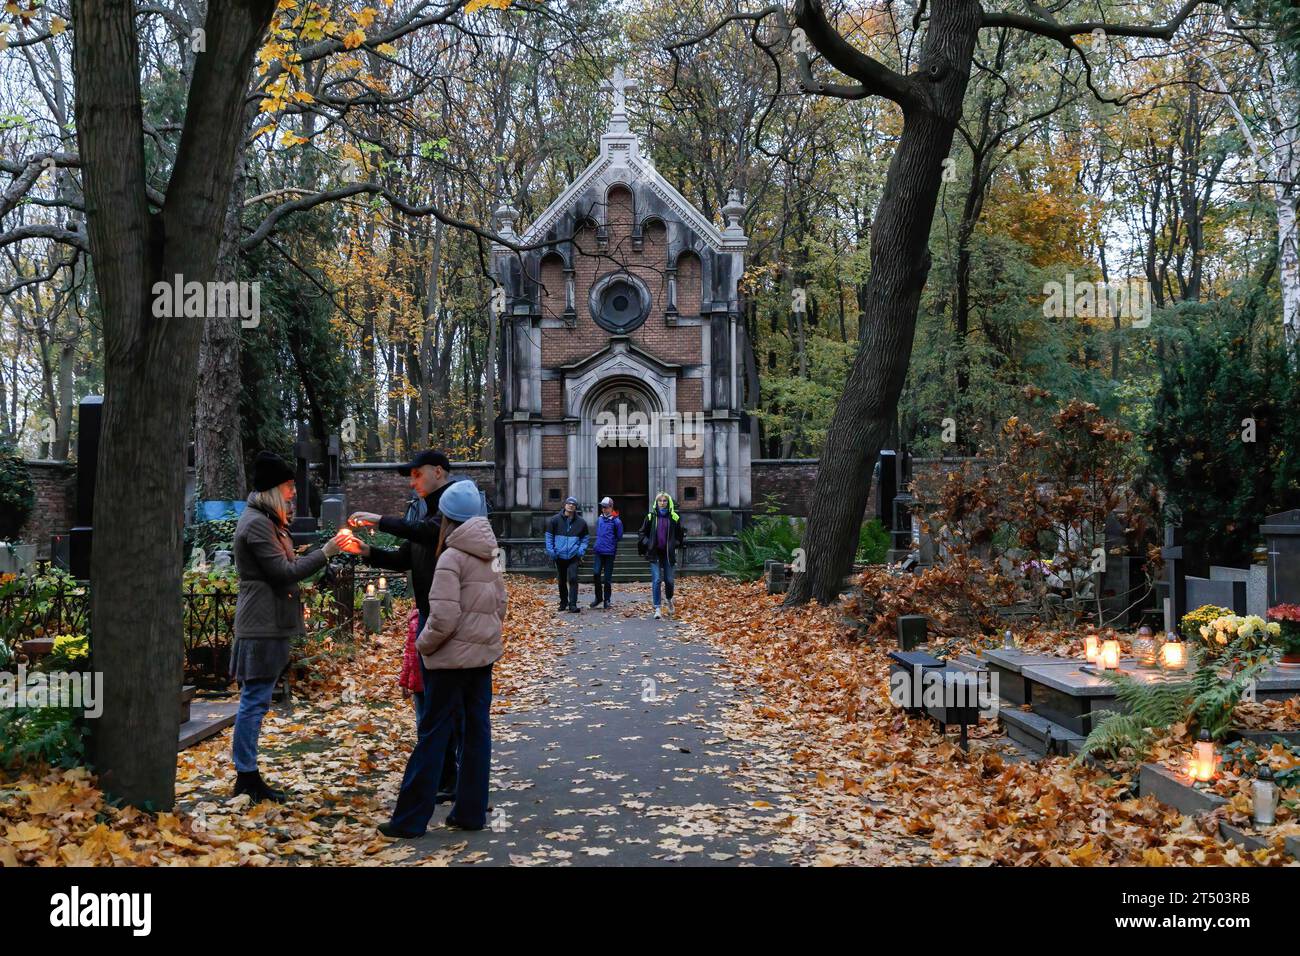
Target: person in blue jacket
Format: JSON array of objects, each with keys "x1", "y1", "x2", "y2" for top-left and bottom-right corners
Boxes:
[
  {"x1": 545, "y1": 496, "x2": 589, "y2": 613},
  {"x1": 589, "y1": 496, "x2": 623, "y2": 610}
]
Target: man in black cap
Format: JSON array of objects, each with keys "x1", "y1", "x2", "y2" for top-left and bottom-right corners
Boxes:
[{"x1": 345, "y1": 450, "x2": 476, "y2": 801}]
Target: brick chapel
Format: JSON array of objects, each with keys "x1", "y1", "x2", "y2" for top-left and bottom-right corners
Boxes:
[{"x1": 490, "y1": 67, "x2": 754, "y2": 552}]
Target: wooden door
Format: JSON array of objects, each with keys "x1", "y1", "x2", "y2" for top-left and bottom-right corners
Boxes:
[{"x1": 597, "y1": 444, "x2": 649, "y2": 524}]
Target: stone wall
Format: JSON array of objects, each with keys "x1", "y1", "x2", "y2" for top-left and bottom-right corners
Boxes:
[
  {"x1": 341, "y1": 461, "x2": 495, "y2": 517},
  {"x1": 749, "y1": 456, "x2": 982, "y2": 520},
  {"x1": 17, "y1": 460, "x2": 76, "y2": 557}
]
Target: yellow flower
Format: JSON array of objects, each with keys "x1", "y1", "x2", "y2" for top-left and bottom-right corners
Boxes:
[
  {"x1": 1268, "y1": 622, "x2": 1282, "y2": 637},
  {"x1": 1200, "y1": 626, "x2": 1211, "y2": 639}
]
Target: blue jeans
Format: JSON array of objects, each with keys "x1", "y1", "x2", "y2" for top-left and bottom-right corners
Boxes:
[
  {"x1": 592, "y1": 553, "x2": 615, "y2": 603},
  {"x1": 389, "y1": 664, "x2": 494, "y2": 833},
  {"x1": 232, "y1": 677, "x2": 276, "y2": 773},
  {"x1": 416, "y1": 611, "x2": 461, "y2": 795},
  {"x1": 650, "y1": 556, "x2": 675, "y2": 607}
]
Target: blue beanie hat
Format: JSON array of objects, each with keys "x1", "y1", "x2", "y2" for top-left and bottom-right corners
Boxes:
[{"x1": 439, "y1": 480, "x2": 486, "y2": 522}]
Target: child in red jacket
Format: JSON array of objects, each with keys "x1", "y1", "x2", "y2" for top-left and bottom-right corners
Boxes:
[{"x1": 399, "y1": 607, "x2": 424, "y2": 710}]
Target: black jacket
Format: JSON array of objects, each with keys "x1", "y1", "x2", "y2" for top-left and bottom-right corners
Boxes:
[
  {"x1": 638, "y1": 509, "x2": 685, "y2": 564},
  {"x1": 366, "y1": 477, "x2": 471, "y2": 620}
]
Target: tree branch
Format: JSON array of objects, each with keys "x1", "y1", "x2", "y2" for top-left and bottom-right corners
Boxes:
[
  {"x1": 793, "y1": 0, "x2": 916, "y2": 107},
  {"x1": 981, "y1": 0, "x2": 1216, "y2": 42}
]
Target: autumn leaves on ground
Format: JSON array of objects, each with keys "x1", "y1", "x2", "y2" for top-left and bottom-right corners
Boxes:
[{"x1": 1, "y1": 576, "x2": 1292, "y2": 866}]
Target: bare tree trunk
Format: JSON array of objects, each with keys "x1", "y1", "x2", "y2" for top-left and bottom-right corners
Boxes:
[{"x1": 787, "y1": 0, "x2": 982, "y2": 604}]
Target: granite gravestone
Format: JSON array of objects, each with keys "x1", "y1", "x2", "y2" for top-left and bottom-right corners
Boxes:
[
  {"x1": 319, "y1": 433, "x2": 348, "y2": 530},
  {"x1": 69, "y1": 396, "x2": 103, "y2": 580},
  {"x1": 290, "y1": 423, "x2": 321, "y2": 545},
  {"x1": 1262, "y1": 510, "x2": 1300, "y2": 608},
  {"x1": 877, "y1": 450, "x2": 898, "y2": 528}
]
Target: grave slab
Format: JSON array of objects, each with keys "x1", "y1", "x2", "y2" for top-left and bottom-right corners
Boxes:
[
  {"x1": 1021, "y1": 662, "x2": 1164, "y2": 735},
  {"x1": 982, "y1": 648, "x2": 1077, "y2": 707},
  {"x1": 1251, "y1": 666, "x2": 1300, "y2": 701},
  {"x1": 1138, "y1": 763, "x2": 1226, "y2": 815}
]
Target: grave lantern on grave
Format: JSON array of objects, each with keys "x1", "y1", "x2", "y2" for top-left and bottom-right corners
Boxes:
[
  {"x1": 1187, "y1": 730, "x2": 1217, "y2": 783},
  {"x1": 1252, "y1": 766, "x2": 1277, "y2": 826},
  {"x1": 1084, "y1": 634, "x2": 1100, "y2": 663},
  {"x1": 1160, "y1": 632, "x2": 1187, "y2": 672},
  {"x1": 1134, "y1": 626, "x2": 1157, "y2": 668},
  {"x1": 1099, "y1": 639, "x2": 1121, "y2": 671}
]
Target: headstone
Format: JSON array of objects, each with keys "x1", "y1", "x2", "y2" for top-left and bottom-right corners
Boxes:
[
  {"x1": 290, "y1": 423, "x2": 321, "y2": 544},
  {"x1": 69, "y1": 396, "x2": 103, "y2": 580},
  {"x1": 1210, "y1": 565, "x2": 1268, "y2": 618},
  {"x1": 886, "y1": 492, "x2": 915, "y2": 563},
  {"x1": 764, "y1": 558, "x2": 788, "y2": 594},
  {"x1": 1185, "y1": 575, "x2": 1246, "y2": 615},
  {"x1": 897, "y1": 614, "x2": 927, "y2": 650},
  {"x1": 49, "y1": 533, "x2": 70, "y2": 572},
  {"x1": 1161, "y1": 525, "x2": 1187, "y2": 628},
  {"x1": 877, "y1": 450, "x2": 898, "y2": 527},
  {"x1": 363, "y1": 595, "x2": 382, "y2": 634},
  {"x1": 319, "y1": 433, "x2": 348, "y2": 529},
  {"x1": 1262, "y1": 510, "x2": 1300, "y2": 607}
]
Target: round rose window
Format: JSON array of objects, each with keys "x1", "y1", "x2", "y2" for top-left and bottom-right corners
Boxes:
[{"x1": 590, "y1": 272, "x2": 651, "y2": 334}]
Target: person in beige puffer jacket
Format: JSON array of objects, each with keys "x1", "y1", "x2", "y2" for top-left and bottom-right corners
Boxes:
[{"x1": 381, "y1": 481, "x2": 506, "y2": 838}]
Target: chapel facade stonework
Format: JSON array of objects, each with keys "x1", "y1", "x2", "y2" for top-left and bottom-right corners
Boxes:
[{"x1": 490, "y1": 69, "x2": 753, "y2": 566}]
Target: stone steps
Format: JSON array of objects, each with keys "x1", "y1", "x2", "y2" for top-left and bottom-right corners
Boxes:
[
  {"x1": 179, "y1": 700, "x2": 238, "y2": 750},
  {"x1": 999, "y1": 707, "x2": 1085, "y2": 758}
]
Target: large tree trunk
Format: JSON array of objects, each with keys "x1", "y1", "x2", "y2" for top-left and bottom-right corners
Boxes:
[
  {"x1": 787, "y1": 0, "x2": 982, "y2": 604},
  {"x1": 74, "y1": 0, "x2": 275, "y2": 807},
  {"x1": 194, "y1": 163, "x2": 249, "y2": 501}
]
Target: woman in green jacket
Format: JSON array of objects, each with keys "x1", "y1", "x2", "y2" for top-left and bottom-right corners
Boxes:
[{"x1": 637, "y1": 492, "x2": 685, "y2": 619}]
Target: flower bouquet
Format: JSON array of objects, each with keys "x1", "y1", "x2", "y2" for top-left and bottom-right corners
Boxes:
[
  {"x1": 1195, "y1": 613, "x2": 1278, "y2": 663},
  {"x1": 1268, "y1": 604, "x2": 1300, "y2": 667}
]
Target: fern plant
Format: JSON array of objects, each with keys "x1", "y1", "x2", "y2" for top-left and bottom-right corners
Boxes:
[
  {"x1": 715, "y1": 516, "x2": 804, "y2": 581},
  {"x1": 1075, "y1": 671, "x2": 1193, "y2": 762},
  {"x1": 1074, "y1": 643, "x2": 1276, "y2": 764},
  {"x1": 0, "y1": 706, "x2": 88, "y2": 769}
]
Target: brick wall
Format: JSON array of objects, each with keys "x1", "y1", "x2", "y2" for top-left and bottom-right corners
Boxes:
[
  {"x1": 343, "y1": 462, "x2": 495, "y2": 517},
  {"x1": 541, "y1": 436, "x2": 567, "y2": 469},
  {"x1": 750, "y1": 457, "x2": 982, "y2": 519},
  {"x1": 17, "y1": 460, "x2": 76, "y2": 557},
  {"x1": 540, "y1": 198, "x2": 701, "y2": 369},
  {"x1": 751, "y1": 459, "x2": 823, "y2": 517}
]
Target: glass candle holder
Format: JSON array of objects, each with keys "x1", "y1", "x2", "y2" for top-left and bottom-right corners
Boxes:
[{"x1": 1085, "y1": 634, "x2": 1100, "y2": 663}]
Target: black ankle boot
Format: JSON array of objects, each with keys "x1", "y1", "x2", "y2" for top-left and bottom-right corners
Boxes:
[{"x1": 234, "y1": 770, "x2": 286, "y2": 805}]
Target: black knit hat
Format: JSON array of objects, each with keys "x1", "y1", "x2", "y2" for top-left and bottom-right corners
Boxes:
[{"x1": 252, "y1": 451, "x2": 295, "y2": 492}]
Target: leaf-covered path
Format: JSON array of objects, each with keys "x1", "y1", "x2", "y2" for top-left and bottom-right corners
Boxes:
[{"x1": 403, "y1": 586, "x2": 804, "y2": 865}]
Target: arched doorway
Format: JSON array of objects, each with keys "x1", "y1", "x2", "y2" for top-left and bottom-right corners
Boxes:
[{"x1": 593, "y1": 387, "x2": 651, "y2": 522}]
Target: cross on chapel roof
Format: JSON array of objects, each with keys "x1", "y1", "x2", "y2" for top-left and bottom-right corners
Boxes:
[{"x1": 599, "y1": 65, "x2": 638, "y2": 134}]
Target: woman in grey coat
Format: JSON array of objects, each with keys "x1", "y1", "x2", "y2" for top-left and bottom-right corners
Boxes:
[{"x1": 230, "y1": 451, "x2": 350, "y2": 803}]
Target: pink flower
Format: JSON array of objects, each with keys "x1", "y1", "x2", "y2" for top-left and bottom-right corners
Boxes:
[{"x1": 1268, "y1": 604, "x2": 1300, "y2": 623}]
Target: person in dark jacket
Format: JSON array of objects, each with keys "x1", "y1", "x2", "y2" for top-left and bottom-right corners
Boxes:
[
  {"x1": 544, "y1": 496, "x2": 588, "y2": 613},
  {"x1": 589, "y1": 496, "x2": 623, "y2": 609},
  {"x1": 638, "y1": 491, "x2": 685, "y2": 620},
  {"x1": 231, "y1": 451, "x2": 351, "y2": 804},
  {"x1": 344, "y1": 449, "x2": 478, "y2": 801}
]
